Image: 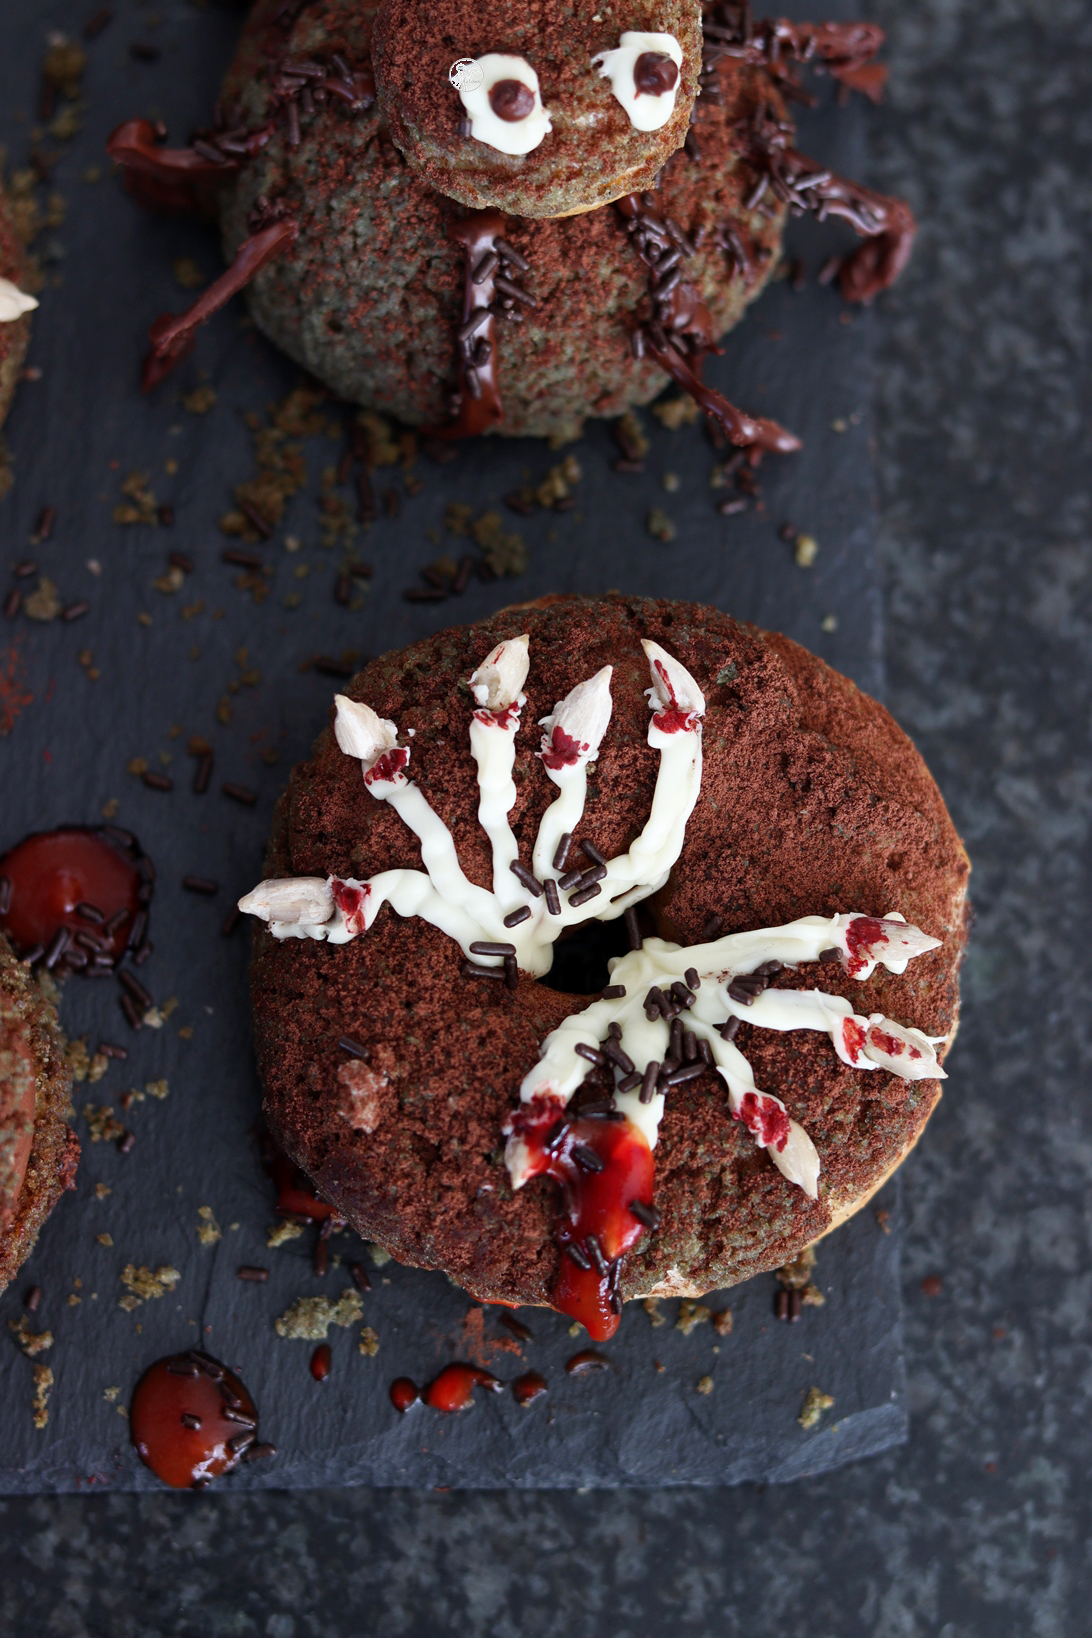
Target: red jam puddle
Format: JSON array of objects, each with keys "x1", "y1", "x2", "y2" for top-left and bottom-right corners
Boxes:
[
  {"x1": 130, "y1": 1351, "x2": 269, "y2": 1489},
  {"x1": 0, "y1": 826, "x2": 147, "y2": 966}
]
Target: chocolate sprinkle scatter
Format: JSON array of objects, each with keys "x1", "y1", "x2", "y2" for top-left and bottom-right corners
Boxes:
[{"x1": 237, "y1": 1266, "x2": 269, "y2": 1282}]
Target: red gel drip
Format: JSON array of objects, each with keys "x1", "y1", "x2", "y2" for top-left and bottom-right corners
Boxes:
[
  {"x1": 539, "y1": 725, "x2": 586, "y2": 771},
  {"x1": 261, "y1": 1134, "x2": 336, "y2": 1222},
  {"x1": 423, "y1": 1363, "x2": 503, "y2": 1413},
  {"x1": 512, "y1": 1370, "x2": 548, "y2": 1405},
  {"x1": 844, "y1": 915, "x2": 887, "y2": 976},
  {"x1": 0, "y1": 827, "x2": 144, "y2": 962},
  {"x1": 512, "y1": 1103, "x2": 656, "y2": 1342},
  {"x1": 390, "y1": 1376, "x2": 419, "y2": 1413},
  {"x1": 310, "y1": 1344, "x2": 332, "y2": 1382},
  {"x1": 130, "y1": 1351, "x2": 259, "y2": 1490},
  {"x1": 566, "y1": 1349, "x2": 611, "y2": 1375}
]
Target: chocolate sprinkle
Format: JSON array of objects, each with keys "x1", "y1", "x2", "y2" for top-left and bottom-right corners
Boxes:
[
  {"x1": 544, "y1": 878, "x2": 561, "y2": 916},
  {"x1": 552, "y1": 833, "x2": 573, "y2": 871},
  {"x1": 630, "y1": 1199, "x2": 661, "y2": 1231},
  {"x1": 338, "y1": 1036, "x2": 370, "y2": 1060},
  {"x1": 509, "y1": 860, "x2": 544, "y2": 898},
  {"x1": 236, "y1": 1266, "x2": 269, "y2": 1282},
  {"x1": 602, "y1": 984, "x2": 626, "y2": 999},
  {"x1": 503, "y1": 905, "x2": 532, "y2": 928}
]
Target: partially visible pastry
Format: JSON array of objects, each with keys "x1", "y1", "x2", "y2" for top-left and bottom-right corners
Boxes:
[
  {"x1": 0, "y1": 935, "x2": 78, "y2": 1293},
  {"x1": 0, "y1": 180, "x2": 36, "y2": 434}
]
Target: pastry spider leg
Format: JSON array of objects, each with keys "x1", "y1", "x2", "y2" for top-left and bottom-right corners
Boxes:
[{"x1": 140, "y1": 217, "x2": 300, "y2": 390}]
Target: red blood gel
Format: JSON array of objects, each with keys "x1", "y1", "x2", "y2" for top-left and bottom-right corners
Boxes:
[
  {"x1": 260, "y1": 1132, "x2": 336, "y2": 1222},
  {"x1": 390, "y1": 1376, "x2": 419, "y2": 1413},
  {"x1": 130, "y1": 1352, "x2": 258, "y2": 1490},
  {"x1": 310, "y1": 1343, "x2": 331, "y2": 1381},
  {"x1": 566, "y1": 1349, "x2": 611, "y2": 1375},
  {"x1": 423, "y1": 1363, "x2": 502, "y2": 1413},
  {"x1": 512, "y1": 1370, "x2": 547, "y2": 1406},
  {"x1": 509, "y1": 1103, "x2": 655, "y2": 1341},
  {"x1": 0, "y1": 827, "x2": 144, "y2": 962},
  {"x1": 844, "y1": 915, "x2": 887, "y2": 975}
]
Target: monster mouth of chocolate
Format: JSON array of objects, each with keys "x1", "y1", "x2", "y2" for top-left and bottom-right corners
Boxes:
[{"x1": 105, "y1": 0, "x2": 915, "y2": 447}]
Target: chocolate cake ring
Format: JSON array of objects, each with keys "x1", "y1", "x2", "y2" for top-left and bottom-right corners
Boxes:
[{"x1": 243, "y1": 596, "x2": 968, "y2": 1338}]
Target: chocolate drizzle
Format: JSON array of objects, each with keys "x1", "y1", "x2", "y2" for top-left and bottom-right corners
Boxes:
[
  {"x1": 618, "y1": 191, "x2": 799, "y2": 453},
  {"x1": 434, "y1": 214, "x2": 536, "y2": 440},
  {"x1": 743, "y1": 99, "x2": 916, "y2": 304},
  {"x1": 142, "y1": 216, "x2": 299, "y2": 390},
  {"x1": 702, "y1": 6, "x2": 888, "y2": 100}
]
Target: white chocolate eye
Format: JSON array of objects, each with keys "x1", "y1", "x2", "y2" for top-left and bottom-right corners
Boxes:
[
  {"x1": 458, "y1": 54, "x2": 553, "y2": 156},
  {"x1": 592, "y1": 31, "x2": 683, "y2": 132}
]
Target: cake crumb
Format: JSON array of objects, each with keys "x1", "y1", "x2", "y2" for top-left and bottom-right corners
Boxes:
[
  {"x1": 103, "y1": 1386, "x2": 120, "y2": 1402},
  {"x1": 275, "y1": 1288, "x2": 364, "y2": 1341},
  {"x1": 367, "y1": 1244, "x2": 392, "y2": 1268},
  {"x1": 8, "y1": 1316, "x2": 53, "y2": 1357},
  {"x1": 95, "y1": 1233, "x2": 113, "y2": 1247},
  {"x1": 358, "y1": 1326, "x2": 379, "y2": 1357},
  {"x1": 267, "y1": 1220, "x2": 305, "y2": 1248},
  {"x1": 875, "y1": 1209, "x2": 891, "y2": 1235},
  {"x1": 196, "y1": 1206, "x2": 221, "y2": 1247},
  {"x1": 32, "y1": 1364, "x2": 53, "y2": 1429},
  {"x1": 83, "y1": 1103, "x2": 124, "y2": 1143},
  {"x1": 777, "y1": 1246, "x2": 817, "y2": 1290},
  {"x1": 794, "y1": 532, "x2": 819, "y2": 568},
  {"x1": 119, "y1": 1264, "x2": 180, "y2": 1307},
  {"x1": 713, "y1": 1308, "x2": 733, "y2": 1336},
  {"x1": 94, "y1": 1183, "x2": 111, "y2": 1200},
  {"x1": 696, "y1": 1374, "x2": 714, "y2": 1396},
  {"x1": 801, "y1": 1284, "x2": 826, "y2": 1308},
  {"x1": 798, "y1": 1387, "x2": 834, "y2": 1429},
  {"x1": 652, "y1": 395, "x2": 699, "y2": 430},
  {"x1": 676, "y1": 1300, "x2": 711, "y2": 1336},
  {"x1": 643, "y1": 1297, "x2": 666, "y2": 1328}
]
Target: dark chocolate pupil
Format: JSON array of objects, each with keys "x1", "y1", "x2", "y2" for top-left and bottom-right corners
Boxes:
[
  {"x1": 489, "y1": 79, "x2": 535, "y2": 121},
  {"x1": 633, "y1": 52, "x2": 678, "y2": 96}
]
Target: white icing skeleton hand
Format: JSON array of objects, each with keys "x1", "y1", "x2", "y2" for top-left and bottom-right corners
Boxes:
[
  {"x1": 506, "y1": 912, "x2": 945, "y2": 1200},
  {"x1": 238, "y1": 635, "x2": 705, "y2": 978}
]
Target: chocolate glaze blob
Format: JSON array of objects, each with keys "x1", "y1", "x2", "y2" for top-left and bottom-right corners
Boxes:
[{"x1": 105, "y1": 0, "x2": 916, "y2": 447}]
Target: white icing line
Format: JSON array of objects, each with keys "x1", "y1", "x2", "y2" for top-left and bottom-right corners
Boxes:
[
  {"x1": 507, "y1": 912, "x2": 943, "y2": 1199},
  {"x1": 593, "y1": 31, "x2": 684, "y2": 134}
]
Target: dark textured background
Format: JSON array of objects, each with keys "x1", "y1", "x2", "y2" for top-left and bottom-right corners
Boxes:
[{"x1": 2, "y1": 0, "x2": 1089, "y2": 1630}]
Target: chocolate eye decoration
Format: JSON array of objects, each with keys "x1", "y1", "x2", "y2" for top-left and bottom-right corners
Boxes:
[
  {"x1": 457, "y1": 54, "x2": 553, "y2": 156},
  {"x1": 593, "y1": 31, "x2": 684, "y2": 132}
]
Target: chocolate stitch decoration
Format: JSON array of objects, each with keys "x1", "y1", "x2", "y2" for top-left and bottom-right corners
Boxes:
[{"x1": 104, "y1": 0, "x2": 916, "y2": 446}]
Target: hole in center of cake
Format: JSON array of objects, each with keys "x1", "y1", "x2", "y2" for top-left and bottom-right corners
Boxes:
[{"x1": 539, "y1": 915, "x2": 632, "y2": 996}]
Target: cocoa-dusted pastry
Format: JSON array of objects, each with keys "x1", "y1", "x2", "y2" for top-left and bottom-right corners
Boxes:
[
  {"x1": 238, "y1": 596, "x2": 969, "y2": 1340},
  {"x1": 106, "y1": 1, "x2": 914, "y2": 443},
  {"x1": 0, "y1": 180, "x2": 37, "y2": 433},
  {"x1": 0, "y1": 933, "x2": 79, "y2": 1293}
]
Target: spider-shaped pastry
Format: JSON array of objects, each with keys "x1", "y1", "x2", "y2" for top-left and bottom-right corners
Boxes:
[{"x1": 107, "y1": 0, "x2": 914, "y2": 446}]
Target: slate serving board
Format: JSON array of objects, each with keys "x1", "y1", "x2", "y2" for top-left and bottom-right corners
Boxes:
[{"x1": 0, "y1": 0, "x2": 904, "y2": 1490}]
